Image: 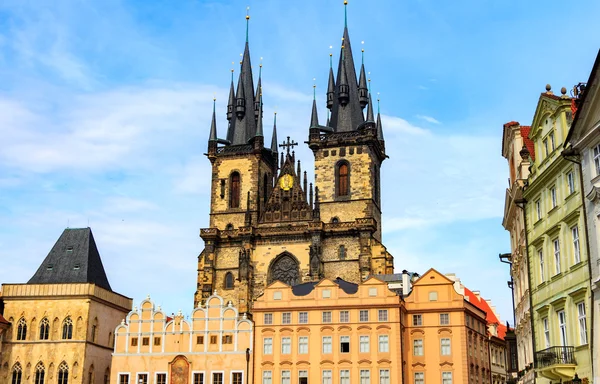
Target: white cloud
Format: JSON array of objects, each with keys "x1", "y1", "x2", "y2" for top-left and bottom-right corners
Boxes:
[{"x1": 416, "y1": 114, "x2": 441, "y2": 124}]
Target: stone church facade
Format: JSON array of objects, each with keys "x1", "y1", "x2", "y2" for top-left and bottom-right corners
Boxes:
[{"x1": 194, "y1": 17, "x2": 394, "y2": 313}]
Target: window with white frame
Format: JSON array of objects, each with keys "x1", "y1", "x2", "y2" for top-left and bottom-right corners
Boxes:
[
  {"x1": 572, "y1": 226, "x2": 581, "y2": 264},
  {"x1": 232, "y1": 373, "x2": 243, "y2": 384},
  {"x1": 339, "y1": 310, "x2": 349, "y2": 323},
  {"x1": 535, "y1": 199, "x2": 542, "y2": 220},
  {"x1": 193, "y1": 373, "x2": 204, "y2": 384},
  {"x1": 557, "y1": 310, "x2": 568, "y2": 346},
  {"x1": 119, "y1": 374, "x2": 129, "y2": 384},
  {"x1": 262, "y1": 371, "x2": 272, "y2": 384},
  {"x1": 577, "y1": 302, "x2": 588, "y2": 345},
  {"x1": 360, "y1": 335, "x2": 370, "y2": 353},
  {"x1": 299, "y1": 312, "x2": 308, "y2": 324},
  {"x1": 442, "y1": 371, "x2": 453, "y2": 384},
  {"x1": 539, "y1": 250, "x2": 545, "y2": 282},
  {"x1": 340, "y1": 335, "x2": 350, "y2": 353},
  {"x1": 359, "y1": 370, "x2": 370, "y2": 384},
  {"x1": 549, "y1": 132, "x2": 555, "y2": 151},
  {"x1": 322, "y1": 370, "x2": 332, "y2": 384},
  {"x1": 264, "y1": 313, "x2": 273, "y2": 325},
  {"x1": 379, "y1": 335, "x2": 389, "y2": 352},
  {"x1": 212, "y1": 373, "x2": 223, "y2": 384},
  {"x1": 281, "y1": 370, "x2": 290, "y2": 384},
  {"x1": 322, "y1": 311, "x2": 332, "y2": 323},
  {"x1": 594, "y1": 144, "x2": 600, "y2": 176},
  {"x1": 137, "y1": 374, "x2": 148, "y2": 384},
  {"x1": 567, "y1": 171, "x2": 575, "y2": 194},
  {"x1": 340, "y1": 370, "x2": 350, "y2": 384},
  {"x1": 359, "y1": 310, "x2": 369, "y2": 322},
  {"x1": 263, "y1": 337, "x2": 273, "y2": 354},
  {"x1": 157, "y1": 373, "x2": 167, "y2": 384},
  {"x1": 379, "y1": 369, "x2": 390, "y2": 384},
  {"x1": 298, "y1": 371, "x2": 308, "y2": 384},
  {"x1": 298, "y1": 336, "x2": 308, "y2": 354},
  {"x1": 413, "y1": 314, "x2": 422, "y2": 326},
  {"x1": 440, "y1": 313, "x2": 449, "y2": 325},
  {"x1": 322, "y1": 336, "x2": 332, "y2": 353},
  {"x1": 543, "y1": 317, "x2": 550, "y2": 348},
  {"x1": 378, "y1": 309, "x2": 388, "y2": 322},
  {"x1": 413, "y1": 339, "x2": 423, "y2": 355},
  {"x1": 441, "y1": 338, "x2": 451, "y2": 355},
  {"x1": 414, "y1": 372, "x2": 424, "y2": 384},
  {"x1": 550, "y1": 186, "x2": 557, "y2": 208},
  {"x1": 553, "y1": 239, "x2": 561, "y2": 274},
  {"x1": 282, "y1": 312, "x2": 291, "y2": 325},
  {"x1": 281, "y1": 337, "x2": 291, "y2": 354}
]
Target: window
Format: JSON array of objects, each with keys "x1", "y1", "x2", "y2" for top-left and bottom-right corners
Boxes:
[
  {"x1": 58, "y1": 362, "x2": 69, "y2": 384},
  {"x1": 549, "y1": 132, "x2": 555, "y2": 151},
  {"x1": 558, "y1": 310, "x2": 567, "y2": 346},
  {"x1": 222, "y1": 335, "x2": 232, "y2": 344},
  {"x1": 441, "y1": 338, "x2": 451, "y2": 355},
  {"x1": 157, "y1": 373, "x2": 167, "y2": 384},
  {"x1": 16, "y1": 318, "x2": 27, "y2": 340},
  {"x1": 322, "y1": 311, "x2": 332, "y2": 323},
  {"x1": 429, "y1": 291, "x2": 438, "y2": 301},
  {"x1": 338, "y1": 245, "x2": 346, "y2": 260},
  {"x1": 264, "y1": 313, "x2": 273, "y2": 325},
  {"x1": 360, "y1": 335, "x2": 370, "y2": 353},
  {"x1": 539, "y1": 250, "x2": 545, "y2": 282},
  {"x1": 131, "y1": 337, "x2": 138, "y2": 347},
  {"x1": 543, "y1": 139, "x2": 549, "y2": 156},
  {"x1": 210, "y1": 335, "x2": 218, "y2": 344},
  {"x1": 337, "y1": 162, "x2": 349, "y2": 196},
  {"x1": 379, "y1": 369, "x2": 390, "y2": 384},
  {"x1": 197, "y1": 336, "x2": 204, "y2": 344},
  {"x1": 577, "y1": 302, "x2": 588, "y2": 345},
  {"x1": 340, "y1": 310, "x2": 349, "y2": 323},
  {"x1": 553, "y1": 239, "x2": 561, "y2": 274},
  {"x1": 282, "y1": 313, "x2": 291, "y2": 325},
  {"x1": 91, "y1": 324, "x2": 97, "y2": 342},
  {"x1": 224, "y1": 272, "x2": 234, "y2": 290},
  {"x1": 154, "y1": 337, "x2": 161, "y2": 346},
  {"x1": 322, "y1": 290, "x2": 331, "y2": 298},
  {"x1": 212, "y1": 373, "x2": 223, "y2": 384},
  {"x1": 322, "y1": 336, "x2": 332, "y2": 354},
  {"x1": 572, "y1": 226, "x2": 581, "y2": 264},
  {"x1": 567, "y1": 172, "x2": 575, "y2": 194},
  {"x1": 11, "y1": 363, "x2": 22, "y2": 384},
  {"x1": 119, "y1": 374, "x2": 129, "y2": 384},
  {"x1": 263, "y1": 337, "x2": 273, "y2": 354},
  {"x1": 543, "y1": 317, "x2": 550, "y2": 348},
  {"x1": 340, "y1": 335, "x2": 350, "y2": 353},
  {"x1": 442, "y1": 371, "x2": 453, "y2": 384},
  {"x1": 39, "y1": 318, "x2": 50, "y2": 340},
  {"x1": 230, "y1": 172, "x2": 240, "y2": 208},
  {"x1": 536, "y1": 199, "x2": 542, "y2": 220},
  {"x1": 378, "y1": 310, "x2": 388, "y2": 322},
  {"x1": 414, "y1": 373, "x2": 424, "y2": 384},
  {"x1": 281, "y1": 337, "x2": 291, "y2": 354},
  {"x1": 322, "y1": 370, "x2": 332, "y2": 384},
  {"x1": 360, "y1": 370, "x2": 370, "y2": 384},
  {"x1": 440, "y1": 313, "x2": 449, "y2": 325},
  {"x1": 360, "y1": 310, "x2": 369, "y2": 322},
  {"x1": 298, "y1": 371, "x2": 308, "y2": 384},
  {"x1": 379, "y1": 335, "x2": 389, "y2": 352},
  {"x1": 594, "y1": 144, "x2": 600, "y2": 176},
  {"x1": 281, "y1": 371, "x2": 290, "y2": 384},
  {"x1": 299, "y1": 312, "x2": 308, "y2": 324},
  {"x1": 262, "y1": 371, "x2": 272, "y2": 384},
  {"x1": 34, "y1": 363, "x2": 45, "y2": 384},
  {"x1": 273, "y1": 291, "x2": 282, "y2": 300},
  {"x1": 299, "y1": 336, "x2": 308, "y2": 354},
  {"x1": 340, "y1": 370, "x2": 350, "y2": 384},
  {"x1": 62, "y1": 317, "x2": 73, "y2": 340},
  {"x1": 137, "y1": 374, "x2": 148, "y2": 384},
  {"x1": 413, "y1": 314, "x2": 422, "y2": 326},
  {"x1": 550, "y1": 187, "x2": 557, "y2": 208},
  {"x1": 142, "y1": 337, "x2": 150, "y2": 346},
  {"x1": 413, "y1": 339, "x2": 423, "y2": 355}
]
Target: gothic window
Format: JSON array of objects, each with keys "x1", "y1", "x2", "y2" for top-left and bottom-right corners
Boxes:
[
  {"x1": 338, "y1": 245, "x2": 346, "y2": 260},
  {"x1": 57, "y1": 362, "x2": 69, "y2": 384},
  {"x1": 62, "y1": 317, "x2": 73, "y2": 340},
  {"x1": 268, "y1": 253, "x2": 300, "y2": 287},
  {"x1": 220, "y1": 179, "x2": 226, "y2": 199},
  {"x1": 34, "y1": 362, "x2": 45, "y2": 384},
  {"x1": 224, "y1": 272, "x2": 235, "y2": 290},
  {"x1": 336, "y1": 162, "x2": 349, "y2": 197},
  {"x1": 11, "y1": 363, "x2": 22, "y2": 384},
  {"x1": 39, "y1": 318, "x2": 50, "y2": 340},
  {"x1": 225, "y1": 223, "x2": 234, "y2": 230},
  {"x1": 230, "y1": 172, "x2": 241, "y2": 208},
  {"x1": 16, "y1": 318, "x2": 27, "y2": 340}
]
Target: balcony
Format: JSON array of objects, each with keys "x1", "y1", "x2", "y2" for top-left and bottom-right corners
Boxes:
[{"x1": 535, "y1": 346, "x2": 577, "y2": 380}]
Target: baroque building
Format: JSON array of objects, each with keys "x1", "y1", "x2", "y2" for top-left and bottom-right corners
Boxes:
[
  {"x1": 0, "y1": 227, "x2": 132, "y2": 384},
  {"x1": 195, "y1": 6, "x2": 393, "y2": 313}
]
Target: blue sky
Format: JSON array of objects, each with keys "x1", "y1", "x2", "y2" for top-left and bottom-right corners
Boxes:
[{"x1": 1, "y1": 0, "x2": 599, "y2": 323}]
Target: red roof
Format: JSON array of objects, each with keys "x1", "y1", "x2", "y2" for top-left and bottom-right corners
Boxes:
[
  {"x1": 0, "y1": 313, "x2": 9, "y2": 325},
  {"x1": 463, "y1": 287, "x2": 506, "y2": 340},
  {"x1": 519, "y1": 126, "x2": 535, "y2": 161},
  {"x1": 503, "y1": 121, "x2": 519, "y2": 129}
]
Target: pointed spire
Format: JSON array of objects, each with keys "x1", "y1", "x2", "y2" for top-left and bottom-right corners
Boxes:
[
  {"x1": 254, "y1": 58, "x2": 262, "y2": 121},
  {"x1": 270, "y1": 112, "x2": 278, "y2": 153},
  {"x1": 310, "y1": 82, "x2": 320, "y2": 128},
  {"x1": 326, "y1": 110, "x2": 330, "y2": 127},
  {"x1": 358, "y1": 41, "x2": 368, "y2": 109},
  {"x1": 338, "y1": 38, "x2": 350, "y2": 106},
  {"x1": 327, "y1": 48, "x2": 335, "y2": 110},
  {"x1": 235, "y1": 68, "x2": 246, "y2": 119},
  {"x1": 376, "y1": 95, "x2": 384, "y2": 141},
  {"x1": 209, "y1": 97, "x2": 218, "y2": 141},
  {"x1": 297, "y1": 160, "x2": 301, "y2": 178},
  {"x1": 255, "y1": 94, "x2": 264, "y2": 137},
  {"x1": 245, "y1": 7, "x2": 250, "y2": 42},
  {"x1": 366, "y1": 93, "x2": 374, "y2": 122},
  {"x1": 227, "y1": 67, "x2": 235, "y2": 121},
  {"x1": 303, "y1": 171, "x2": 308, "y2": 200}
]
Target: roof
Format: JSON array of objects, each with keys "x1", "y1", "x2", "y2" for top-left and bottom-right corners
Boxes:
[
  {"x1": 28, "y1": 228, "x2": 112, "y2": 291},
  {"x1": 0, "y1": 313, "x2": 9, "y2": 325},
  {"x1": 463, "y1": 287, "x2": 506, "y2": 340},
  {"x1": 291, "y1": 277, "x2": 358, "y2": 296},
  {"x1": 520, "y1": 126, "x2": 535, "y2": 160}
]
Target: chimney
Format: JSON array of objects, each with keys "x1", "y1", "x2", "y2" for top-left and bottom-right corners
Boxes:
[{"x1": 402, "y1": 270, "x2": 411, "y2": 295}]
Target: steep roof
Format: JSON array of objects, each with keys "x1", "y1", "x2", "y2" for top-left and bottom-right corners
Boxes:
[
  {"x1": 28, "y1": 228, "x2": 112, "y2": 291},
  {"x1": 519, "y1": 126, "x2": 535, "y2": 161},
  {"x1": 463, "y1": 287, "x2": 506, "y2": 340}
]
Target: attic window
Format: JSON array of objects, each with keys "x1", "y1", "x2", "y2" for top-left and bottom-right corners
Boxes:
[
  {"x1": 66, "y1": 246, "x2": 73, "y2": 252},
  {"x1": 47, "y1": 265, "x2": 53, "y2": 271},
  {"x1": 73, "y1": 264, "x2": 80, "y2": 270}
]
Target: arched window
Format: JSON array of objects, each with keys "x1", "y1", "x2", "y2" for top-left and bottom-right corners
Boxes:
[
  {"x1": 338, "y1": 245, "x2": 346, "y2": 260},
  {"x1": 87, "y1": 365, "x2": 94, "y2": 384},
  {"x1": 90, "y1": 318, "x2": 98, "y2": 343},
  {"x1": 337, "y1": 162, "x2": 349, "y2": 197},
  {"x1": 16, "y1": 318, "x2": 27, "y2": 340},
  {"x1": 11, "y1": 363, "x2": 22, "y2": 384},
  {"x1": 331, "y1": 217, "x2": 339, "y2": 223},
  {"x1": 57, "y1": 362, "x2": 69, "y2": 384},
  {"x1": 224, "y1": 272, "x2": 235, "y2": 290},
  {"x1": 225, "y1": 223, "x2": 234, "y2": 230},
  {"x1": 230, "y1": 172, "x2": 241, "y2": 208},
  {"x1": 39, "y1": 318, "x2": 50, "y2": 340},
  {"x1": 62, "y1": 317, "x2": 73, "y2": 340},
  {"x1": 34, "y1": 362, "x2": 45, "y2": 384}
]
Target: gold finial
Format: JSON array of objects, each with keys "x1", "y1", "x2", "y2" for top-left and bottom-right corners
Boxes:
[
  {"x1": 239, "y1": 52, "x2": 243, "y2": 65},
  {"x1": 344, "y1": 0, "x2": 348, "y2": 5},
  {"x1": 260, "y1": 56, "x2": 263, "y2": 68},
  {"x1": 246, "y1": 6, "x2": 250, "y2": 20}
]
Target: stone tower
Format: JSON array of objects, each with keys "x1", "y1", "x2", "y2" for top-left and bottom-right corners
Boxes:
[{"x1": 195, "y1": 8, "x2": 393, "y2": 313}]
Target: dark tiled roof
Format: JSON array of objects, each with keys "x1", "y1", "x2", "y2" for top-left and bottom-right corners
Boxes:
[
  {"x1": 290, "y1": 277, "x2": 358, "y2": 296},
  {"x1": 28, "y1": 228, "x2": 112, "y2": 291},
  {"x1": 371, "y1": 273, "x2": 403, "y2": 282}
]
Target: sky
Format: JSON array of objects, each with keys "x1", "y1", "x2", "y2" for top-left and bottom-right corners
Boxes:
[{"x1": 1, "y1": 0, "x2": 599, "y2": 324}]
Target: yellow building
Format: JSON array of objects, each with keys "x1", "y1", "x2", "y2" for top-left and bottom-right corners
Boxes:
[
  {"x1": 521, "y1": 85, "x2": 592, "y2": 382},
  {"x1": 0, "y1": 227, "x2": 132, "y2": 384},
  {"x1": 403, "y1": 269, "x2": 490, "y2": 384},
  {"x1": 252, "y1": 277, "x2": 402, "y2": 384},
  {"x1": 111, "y1": 293, "x2": 253, "y2": 384}
]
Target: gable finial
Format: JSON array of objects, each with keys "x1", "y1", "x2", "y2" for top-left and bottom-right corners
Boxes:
[{"x1": 245, "y1": 7, "x2": 250, "y2": 43}]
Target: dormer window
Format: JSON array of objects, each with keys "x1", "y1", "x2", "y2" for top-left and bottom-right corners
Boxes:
[
  {"x1": 47, "y1": 265, "x2": 53, "y2": 271},
  {"x1": 73, "y1": 264, "x2": 80, "y2": 270},
  {"x1": 66, "y1": 246, "x2": 73, "y2": 252}
]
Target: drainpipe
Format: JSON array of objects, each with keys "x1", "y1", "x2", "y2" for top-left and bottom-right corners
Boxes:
[
  {"x1": 562, "y1": 147, "x2": 595, "y2": 378},
  {"x1": 499, "y1": 253, "x2": 517, "y2": 329},
  {"x1": 246, "y1": 347, "x2": 250, "y2": 384}
]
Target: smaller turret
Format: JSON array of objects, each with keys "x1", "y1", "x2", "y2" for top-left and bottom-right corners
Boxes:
[
  {"x1": 235, "y1": 76, "x2": 246, "y2": 119},
  {"x1": 227, "y1": 69, "x2": 235, "y2": 121},
  {"x1": 358, "y1": 56, "x2": 368, "y2": 108},
  {"x1": 326, "y1": 51, "x2": 335, "y2": 110},
  {"x1": 254, "y1": 61, "x2": 262, "y2": 121},
  {"x1": 338, "y1": 47, "x2": 350, "y2": 106}
]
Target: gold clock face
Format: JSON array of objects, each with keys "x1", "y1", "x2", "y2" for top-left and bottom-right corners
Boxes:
[{"x1": 279, "y1": 174, "x2": 294, "y2": 191}]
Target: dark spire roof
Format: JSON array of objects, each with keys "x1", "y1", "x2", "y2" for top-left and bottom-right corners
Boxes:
[
  {"x1": 358, "y1": 63, "x2": 369, "y2": 109},
  {"x1": 209, "y1": 98, "x2": 217, "y2": 141},
  {"x1": 366, "y1": 93, "x2": 375, "y2": 122},
  {"x1": 254, "y1": 63, "x2": 262, "y2": 121},
  {"x1": 28, "y1": 228, "x2": 112, "y2": 291},
  {"x1": 226, "y1": 40, "x2": 257, "y2": 145},
  {"x1": 310, "y1": 86, "x2": 319, "y2": 128},
  {"x1": 271, "y1": 112, "x2": 278, "y2": 153},
  {"x1": 376, "y1": 97, "x2": 384, "y2": 141},
  {"x1": 255, "y1": 95, "x2": 264, "y2": 137},
  {"x1": 328, "y1": 26, "x2": 364, "y2": 132},
  {"x1": 326, "y1": 65, "x2": 335, "y2": 110},
  {"x1": 227, "y1": 70, "x2": 235, "y2": 121}
]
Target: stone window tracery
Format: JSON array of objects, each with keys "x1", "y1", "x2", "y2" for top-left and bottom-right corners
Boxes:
[
  {"x1": 224, "y1": 272, "x2": 235, "y2": 290},
  {"x1": 39, "y1": 318, "x2": 50, "y2": 340},
  {"x1": 268, "y1": 253, "x2": 300, "y2": 286},
  {"x1": 62, "y1": 317, "x2": 73, "y2": 340},
  {"x1": 16, "y1": 318, "x2": 27, "y2": 340},
  {"x1": 57, "y1": 362, "x2": 69, "y2": 384}
]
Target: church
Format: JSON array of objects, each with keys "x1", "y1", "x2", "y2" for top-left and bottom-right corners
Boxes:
[{"x1": 194, "y1": 3, "x2": 394, "y2": 313}]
